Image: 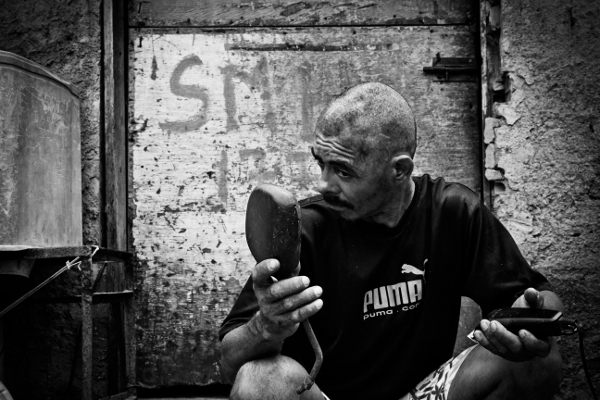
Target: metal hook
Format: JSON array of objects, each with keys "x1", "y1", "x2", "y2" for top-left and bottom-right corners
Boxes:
[
  {"x1": 90, "y1": 245, "x2": 100, "y2": 259},
  {"x1": 65, "y1": 256, "x2": 81, "y2": 271},
  {"x1": 66, "y1": 260, "x2": 82, "y2": 271}
]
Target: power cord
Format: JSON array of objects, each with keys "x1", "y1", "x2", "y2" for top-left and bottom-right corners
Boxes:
[{"x1": 560, "y1": 320, "x2": 598, "y2": 400}]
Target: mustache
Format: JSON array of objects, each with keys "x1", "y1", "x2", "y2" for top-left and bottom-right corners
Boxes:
[{"x1": 323, "y1": 194, "x2": 354, "y2": 209}]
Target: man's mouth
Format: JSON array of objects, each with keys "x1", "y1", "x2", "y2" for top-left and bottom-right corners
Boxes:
[{"x1": 323, "y1": 194, "x2": 354, "y2": 210}]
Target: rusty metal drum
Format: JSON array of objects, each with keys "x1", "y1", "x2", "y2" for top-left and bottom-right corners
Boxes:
[{"x1": 0, "y1": 50, "x2": 82, "y2": 274}]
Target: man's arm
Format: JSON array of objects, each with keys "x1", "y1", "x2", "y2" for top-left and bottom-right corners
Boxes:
[
  {"x1": 473, "y1": 288, "x2": 564, "y2": 361},
  {"x1": 220, "y1": 258, "x2": 323, "y2": 382}
]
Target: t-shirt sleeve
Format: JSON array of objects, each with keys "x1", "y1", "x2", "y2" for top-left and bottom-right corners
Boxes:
[
  {"x1": 456, "y1": 191, "x2": 552, "y2": 316},
  {"x1": 218, "y1": 275, "x2": 259, "y2": 341}
]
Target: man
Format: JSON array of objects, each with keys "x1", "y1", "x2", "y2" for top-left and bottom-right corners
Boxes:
[{"x1": 219, "y1": 82, "x2": 563, "y2": 400}]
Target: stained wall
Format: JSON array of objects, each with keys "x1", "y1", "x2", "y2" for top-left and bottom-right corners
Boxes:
[{"x1": 482, "y1": 0, "x2": 600, "y2": 398}]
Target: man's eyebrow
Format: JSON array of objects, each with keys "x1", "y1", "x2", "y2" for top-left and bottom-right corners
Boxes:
[
  {"x1": 310, "y1": 147, "x2": 357, "y2": 174},
  {"x1": 329, "y1": 160, "x2": 356, "y2": 173}
]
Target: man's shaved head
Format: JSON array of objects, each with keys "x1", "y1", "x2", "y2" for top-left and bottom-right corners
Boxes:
[{"x1": 316, "y1": 82, "x2": 417, "y2": 161}]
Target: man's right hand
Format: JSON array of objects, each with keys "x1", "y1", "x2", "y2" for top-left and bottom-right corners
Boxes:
[{"x1": 250, "y1": 258, "x2": 323, "y2": 342}]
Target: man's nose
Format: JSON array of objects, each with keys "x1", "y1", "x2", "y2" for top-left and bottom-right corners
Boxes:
[{"x1": 316, "y1": 168, "x2": 338, "y2": 195}]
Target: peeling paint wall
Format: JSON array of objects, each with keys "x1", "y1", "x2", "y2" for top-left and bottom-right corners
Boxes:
[{"x1": 482, "y1": 1, "x2": 600, "y2": 398}]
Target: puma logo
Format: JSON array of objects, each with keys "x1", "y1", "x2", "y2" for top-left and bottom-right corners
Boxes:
[
  {"x1": 363, "y1": 260, "x2": 428, "y2": 316},
  {"x1": 401, "y1": 260, "x2": 427, "y2": 282}
]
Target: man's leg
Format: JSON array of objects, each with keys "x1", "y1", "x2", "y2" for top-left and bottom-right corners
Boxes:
[
  {"x1": 448, "y1": 344, "x2": 562, "y2": 400},
  {"x1": 230, "y1": 355, "x2": 324, "y2": 400}
]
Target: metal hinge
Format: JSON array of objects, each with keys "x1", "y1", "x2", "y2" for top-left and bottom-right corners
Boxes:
[{"x1": 423, "y1": 53, "x2": 478, "y2": 82}]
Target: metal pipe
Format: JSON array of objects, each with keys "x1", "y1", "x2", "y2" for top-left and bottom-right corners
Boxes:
[{"x1": 296, "y1": 320, "x2": 323, "y2": 394}]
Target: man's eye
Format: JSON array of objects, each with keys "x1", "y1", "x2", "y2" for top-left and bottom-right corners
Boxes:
[{"x1": 334, "y1": 168, "x2": 350, "y2": 178}]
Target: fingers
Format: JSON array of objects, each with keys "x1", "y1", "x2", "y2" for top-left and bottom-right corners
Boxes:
[
  {"x1": 260, "y1": 278, "x2": 323, "y2": 318},
  {"x1": 488, "y1": 320, "x2": 522, "y2": 354},
  {"x1": 287, "y1": 297, "x2": 324, "y2": 323},
  {"x1": 254, "y1": 284, "x2": 323, "y2": 340},
  {"x1": 267, "y1": 276, "x2": 311, "y2": 301},
  {"x1": 519, "y1": 329, "x2": 552, "y2": 357},
  {"x1": 523, "y1": 288, "x2": 544, "y2": 309},
  {"x1": 475, "y1": 320, "x2": 522, "y2": 357},
  {"x1": 252, "y1": 258, "x2": 322, "y2": 314},
  {"x1": 278, "y1": 286, "x2": 323, "y2": 314},
  {"x1": 512, "y1": 287, "x2": 544, "y2": 309},
  {"x1": 253, "y1": 260, "x2": 315, "y2": 305},
  {"x1": 250, "y1": 259, "x2": 322, "y2": 341},
  {"x1": 474, "y1": 319, "x2": 552, "y2": 361},
  {"x1": 253, "y1": 259, "x2": 281, "y2": 288},
  {"x1": 253, "y1": 259, "x2": 302, "y2": 284}
]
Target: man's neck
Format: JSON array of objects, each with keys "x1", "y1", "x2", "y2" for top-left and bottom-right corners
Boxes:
[{"x1": 369, "y1": 178, "x2": 416, "y2": 228}]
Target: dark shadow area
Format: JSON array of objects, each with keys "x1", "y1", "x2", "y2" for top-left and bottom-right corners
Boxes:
[{"x1": 137, "y1": 383, "x2": 232, "y2": 398}]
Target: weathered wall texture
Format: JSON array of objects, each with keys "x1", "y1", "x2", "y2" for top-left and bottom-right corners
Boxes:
[
  {"x1": 483, "y1": 0, "x2": 600, "y2": 398},
  {"x1": 130, "y1": 0, "x2": 473, "y2": 26},
  {"x1": 0, "y1": 0, "x2": 109, "y2": 398}
]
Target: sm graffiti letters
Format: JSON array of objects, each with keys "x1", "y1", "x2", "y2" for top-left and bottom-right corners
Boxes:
[{"x1": 159, "y1": 55, "x2": 210, "y2": 133}]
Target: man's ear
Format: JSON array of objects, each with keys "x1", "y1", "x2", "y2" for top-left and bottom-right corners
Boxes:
[{"x1": 391, "y1": 155, "x2": 414, "y2": 181}]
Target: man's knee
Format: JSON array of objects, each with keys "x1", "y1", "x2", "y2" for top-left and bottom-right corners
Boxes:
[
  {"x1": 513, "y1": 347, "x2": 562, "y2": 398},
  {"x1": 231, "y1": 355, "x2": 321, "y2": 400},
  {"x1": 450, "y1": 345, "x2": 563, "y2": 400},
  {"x1": 493, "y1": 346, "x2": 563, "y2": 400}
]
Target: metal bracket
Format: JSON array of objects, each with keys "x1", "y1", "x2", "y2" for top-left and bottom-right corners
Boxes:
[{"x1": 423, "y1": 53, "x2": 477, "y2": 82}]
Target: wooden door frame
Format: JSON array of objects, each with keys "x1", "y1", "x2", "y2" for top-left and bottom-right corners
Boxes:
[
  {"x1": 101, "y1": 0, "x2": 128, "y2": 252},
  {"x1": 100, "y1": 0, "x2": 132, "y2": 396}
]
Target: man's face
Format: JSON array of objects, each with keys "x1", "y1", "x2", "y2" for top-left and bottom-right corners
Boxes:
[{"x1": 311, "y1": 132, "x2": 393, "y2": 222}]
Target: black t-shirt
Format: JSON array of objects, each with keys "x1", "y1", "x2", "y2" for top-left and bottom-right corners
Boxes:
[{"x1": 219, "y1": 175, "x2": 551, "y2": 400}]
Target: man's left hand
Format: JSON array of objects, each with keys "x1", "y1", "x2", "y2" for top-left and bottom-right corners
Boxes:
[{"x1": 473, "y1": 288, "x2": 554, "y2": 362}]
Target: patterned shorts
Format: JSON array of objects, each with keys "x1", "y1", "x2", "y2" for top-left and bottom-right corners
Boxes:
[{"x1": 322, "y1": 345, "x2": 477, "y2": 400}]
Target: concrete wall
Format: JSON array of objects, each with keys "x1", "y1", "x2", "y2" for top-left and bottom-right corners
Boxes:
[{"x1": 483, "y1": 0, "x2": 600, "y2": 398}]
